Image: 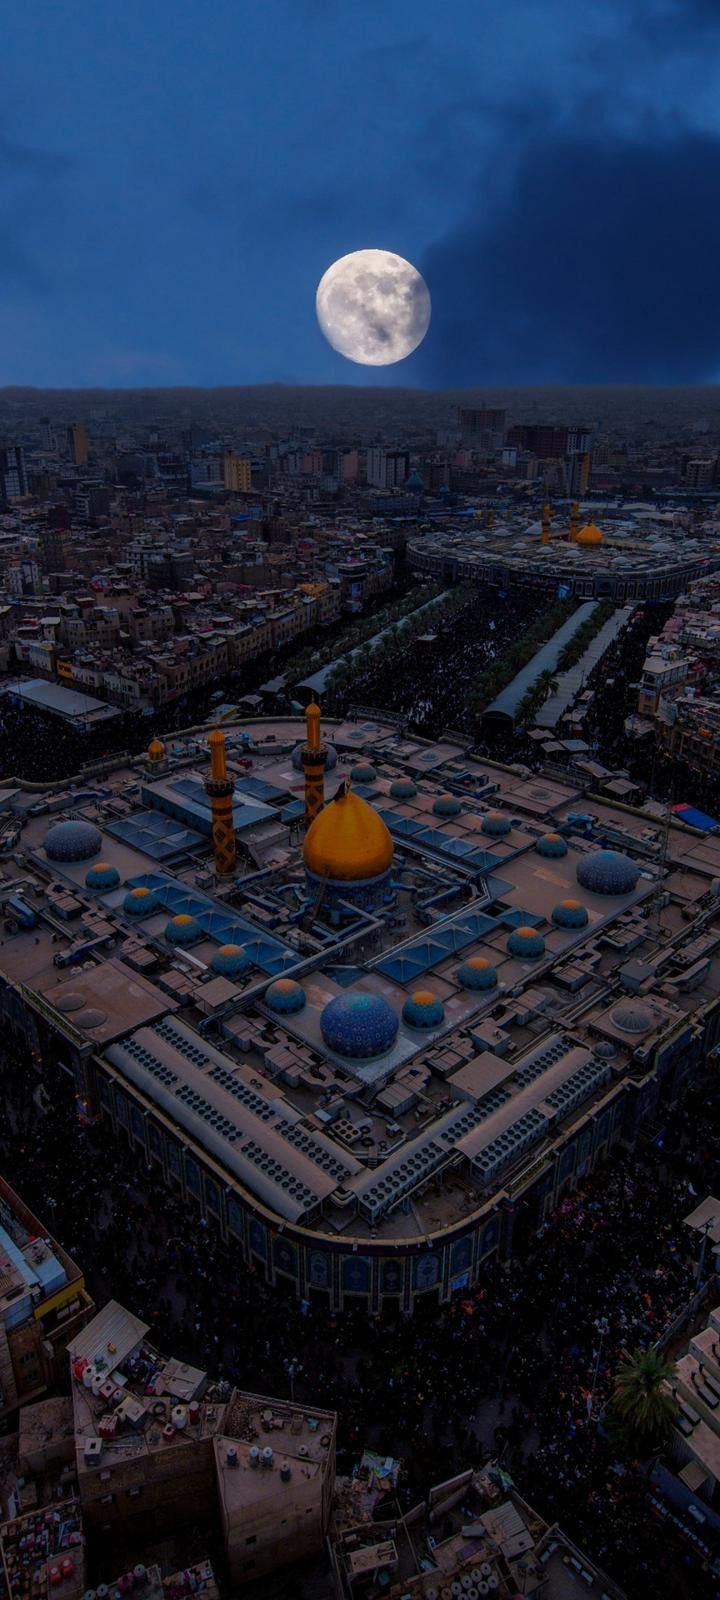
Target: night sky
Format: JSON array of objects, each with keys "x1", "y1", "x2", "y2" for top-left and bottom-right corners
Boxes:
[{"x1": 1, "y1": 0, "x2": 717, "y2": 388}]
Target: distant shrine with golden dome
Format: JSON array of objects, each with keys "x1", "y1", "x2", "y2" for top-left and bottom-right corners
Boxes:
[{"x1": 301, "y1": 703, "x2": 394, "y2": 911}]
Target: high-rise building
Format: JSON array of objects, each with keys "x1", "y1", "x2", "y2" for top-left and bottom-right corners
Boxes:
[
  {"x1": 39, "y1": 526, "x2": 67, "y2": 573},
  {"x1": 66, "y1": 422, "x2": 88, "y2": 467},
  {"x1": 566, "y1": 450, "x2": 591, "y2": 496},
  {"x1": 0, "y1": 445, "x2": 28, "y2": 501},
  {"x1": 458, "y1": 407, "x2": 506, "y2": 448},
  {"x1": 39, "y1": 417, "x2": 56, "y2": 452},
  {"x1": 366, "y1": 448, "x2": 409, "y2": 490},
  {"x1": 223, "y1": 452, "x2": 252, "y2": 492}
]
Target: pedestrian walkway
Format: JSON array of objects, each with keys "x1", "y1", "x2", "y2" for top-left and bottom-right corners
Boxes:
[{"x1": 535, "y1": 606, "x2": 632, "y2": 729}]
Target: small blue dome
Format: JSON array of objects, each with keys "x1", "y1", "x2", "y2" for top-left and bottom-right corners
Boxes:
[
  {"x1": 291, "y1": 741, "x2": 337, "y2": 773},
  {"x1": 211, "y1": 943, "x2": 250, "y2": 977},
  {"x1": 165, "y1": 914, "x2": 200, "y2": 945},
  {"x1": 552, "y1": 899, "x2": 589, "y2": 928},
  {"x1": 507, "y1": 926, "x2": 546, "y2": 958},
  {"x1": 536, "y1": 832, "x2": 568, "y2": 858},
  {"x1": 402, "y1": 990, "x2": 445, "y2": 1029},
  {"x1": 265, "y1": 978, "x2": 306, "y2": 1014},
  {"x1": 123, "y1": 887, "x2": 159, "y2": 917},
  {"x1": 350, "y1": 762, "x2": 376, "y2": 785},
  {"x1": 433, "y1": 793, "x2": 462, "y2": 817},
  {"x1": 576, "y1": 849, "x2": 640, "y2": 896},
  {"x1": 457, "y1": 957, "x2": 498, "y2": 991},
  {"x1": 482, "y1": 810, "x2": 512, "y2": 837},
  {"x1": 45, "y1": 819, "x2": 102, "y2": 862},
  {"x1": 321, "y1": 991, "x2": 398, "y2": 1059},
  {"x1": 390, "y1": 777, "x2": 417, "y2": 800},
  {"x1": 85, "y1": 862, "x2": 120, "y2": 891}
]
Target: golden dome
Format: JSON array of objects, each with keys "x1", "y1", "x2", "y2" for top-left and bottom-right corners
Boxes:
[
  {"x1": 148, "y1": 737, "x2": 165, "y2": 758},
  {"x1": 576, "y1": 521, "x2": 603, "y2": 547},
  {"x1": 303, "y1": 785, "x2": 393, "y2": 882}
]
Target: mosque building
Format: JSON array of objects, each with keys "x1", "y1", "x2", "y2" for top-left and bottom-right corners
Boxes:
[
  {"x1": 1, "y1": 704, "x2": 720, "y2": 1314},
  {"x1": 302, "y1": 775, "x2": 394, "y2": 913}
]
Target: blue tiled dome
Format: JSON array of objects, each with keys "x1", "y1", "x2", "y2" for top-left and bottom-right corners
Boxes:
[
  {"x1": 507, "y1": 926, "x2": 546, "y2": 958},
  {"x1": 123, "y1": 887, "x2": 159, "y2": 916},
  {"x1": 265, "y1": 978, "x2": 306, "y2": 1014},
  {"x1": 576, "y1": 849, "x2": 640, "y2": 896},
  {"x1": 320, "y1": 991, "x2": 398, "y2": 1059},
  {"x1": 291, "y1": 741, "x2": 337, "y2": 772},
  {"x1": 482, "y1": 810, "x2": 512, "y2": 837},
  {"x1": 350, "y1": 762, "x2": 377, "y2": 785},
  {"x1": 390, "y1": 777, "x2": 417, "y2": 799},
  {"x1": 165, "y1": 914, "x2": 201, "y2": 945},
  {"x1": 535, "y1": 831, "x2": 568, "y2": 858},
  {"x1": 211, "y1": 943, "x2": 250, "y2": 977},
  {"x1": 457, "y1": 957, "x2": 498, "y2": 991},
  {"x1": 45, "y1": 819, "x2": 102, "y2": 862},
  {"x1": 402, "y1": 990, "x2": 445, "y2": 1029},
  {"x1": 433, "y1": 793, "x2": 462, "y2": 817},
  {"x1": 85, "y1": 862, "x2": 120, "y2": 891},
  {"x1": 551, "y1": 898, "x2": 589, "y2": 928}
]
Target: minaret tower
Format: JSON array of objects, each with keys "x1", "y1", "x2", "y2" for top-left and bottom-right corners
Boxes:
[
  {"x1": 569, "y1": 500, "x2": 579, "y2": 543},
  {"x1": 541, "y1": 500, "x2": 551, "y2": 545},
  {"x1": 301, "y1": 702, "x2": 326, "y2": 827},
  {"x1": 205, "y1": 728, "x2": 236, "y2": 878}
]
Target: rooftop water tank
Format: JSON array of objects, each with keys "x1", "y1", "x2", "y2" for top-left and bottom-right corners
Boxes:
[
  {"x1": 249, "y1": 1446, "x2": 260, "y2": 1468},
  {"x1": 227, "y1": 1446, "x2": 239, "y2": 1468},
  {"x1": 262, "y1": 1445, "x2": 274, "y2": 1469}
]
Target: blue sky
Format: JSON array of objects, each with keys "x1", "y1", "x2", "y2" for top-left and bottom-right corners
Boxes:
[{"x1": 1, "y1": 0, "x2": 718, "y2": 387}]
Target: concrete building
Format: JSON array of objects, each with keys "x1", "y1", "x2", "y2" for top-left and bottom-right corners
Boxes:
[
  {"x1": 66, "y1": 425, "x2": 88, "y2": 468},
  {"x1": 223, "y1": 452, "x2": 252, "y2": 493},
  {"x1": 0, "y1": 1179, "x2": 93, "y2": 1422},
  {"x1": 216, "y1": 1391, "x2": 336, "y2": 1585}
]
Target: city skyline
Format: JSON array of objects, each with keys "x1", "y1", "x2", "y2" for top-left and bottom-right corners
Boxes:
[{"x1": 1, "y1": 0, "x2": 719, "y2": 388}]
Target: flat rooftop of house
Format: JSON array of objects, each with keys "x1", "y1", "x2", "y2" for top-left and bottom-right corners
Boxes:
[
  {"x1": 68, "y1": 1300, "x2": 223, "y2": 1472},
  {"x1": 215, "y1": 1391, "x2": 335, "y2": 1519},
  {"x1": 0, "y1": 1223, "x2": 67, "y2": 1324},
  {"x1": 2, "y1": 678, "x2": 121, "y2": 724},
  {"x1": 0, "y1": 1498, "x2": 84, "y2": 1600}
]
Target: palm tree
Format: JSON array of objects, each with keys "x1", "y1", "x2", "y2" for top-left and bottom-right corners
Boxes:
[{"x1": 607, "y1": 1348, "x2": 677, "y2": 1455}]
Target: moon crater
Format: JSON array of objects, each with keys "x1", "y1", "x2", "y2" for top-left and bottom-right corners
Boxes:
[{"x1": 316, "y1": 249, "x2": 431, "y2": 366}]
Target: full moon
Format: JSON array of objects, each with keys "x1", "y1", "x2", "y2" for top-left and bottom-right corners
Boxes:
[{"x1": 316, "y1": 249, "x2": 431, "y2": 366}]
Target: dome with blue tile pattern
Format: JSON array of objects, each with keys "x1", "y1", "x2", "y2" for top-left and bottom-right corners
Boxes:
[
  {"x1": 85, "y1": 862, "x2": 120, "y2": 891},
  {"x1": 432, "y1": 793, "x2": 462, "y2": 817},
  {"x1": 350, "y1": 762, "x2": 377, "y2": 785},
  {"x1": 507, "y1": 926, "x2": 545, "y2": 958},
  {"x1": 45, "y1": 818, "x2": 102, "y2": 862},
  {"x1": 265, "y1": 978, "x2": 306, "y2": 1014},
  {"x1": 165, "y1": 913, "x2": 201, "y2": 945},
  {"x1": 576, "y1": 849, "x2": 640, "y2": 896},
  {"x1": 402, "y1": 989, "x2": 445, "y2": 1029},
  {"x1": 123, "y1": 886, "x2": 159, "y2": 916},
  {"x1": 536, "y1": 831, "x2": 568, "y2": 858},
  {"x1": 457, "y1": 956, "x2": 498, "y2": 991},
  {"x1": 320, "y1": 991, "x2": 399, "y2": 1059},
  {"x1": 390, "y1": 777, "x2": 417, "y2": 800},
  {"x1": 211, "y1": 943, "x2": 250, "y2": 978},
  {"x1": 291, "y1": 741, "x2": 337, "y2": 772},
  {"x1": 482, "y1": 810, "x2": 512, "y2": 837},
  {"x1": 552, "y1": 898, "x2": 589, "y2": 928}
]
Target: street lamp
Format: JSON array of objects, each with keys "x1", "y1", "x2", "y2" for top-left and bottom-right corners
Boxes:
[{"x1": 285, "y1": 1357, "x2": 302, "y2": 1404}]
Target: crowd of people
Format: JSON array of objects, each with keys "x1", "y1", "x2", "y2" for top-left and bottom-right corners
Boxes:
[
  {"x1": 328, "y1": 586, "x2": 547, "y2": 739},
  {"x1": 2, "y1": 1036, "x2": 720, "y2": 1599}
]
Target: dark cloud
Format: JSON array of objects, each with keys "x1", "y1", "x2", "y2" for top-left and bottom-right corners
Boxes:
[{"x1": 417, "y1": 128, "x2": 720, "y2": 385}]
